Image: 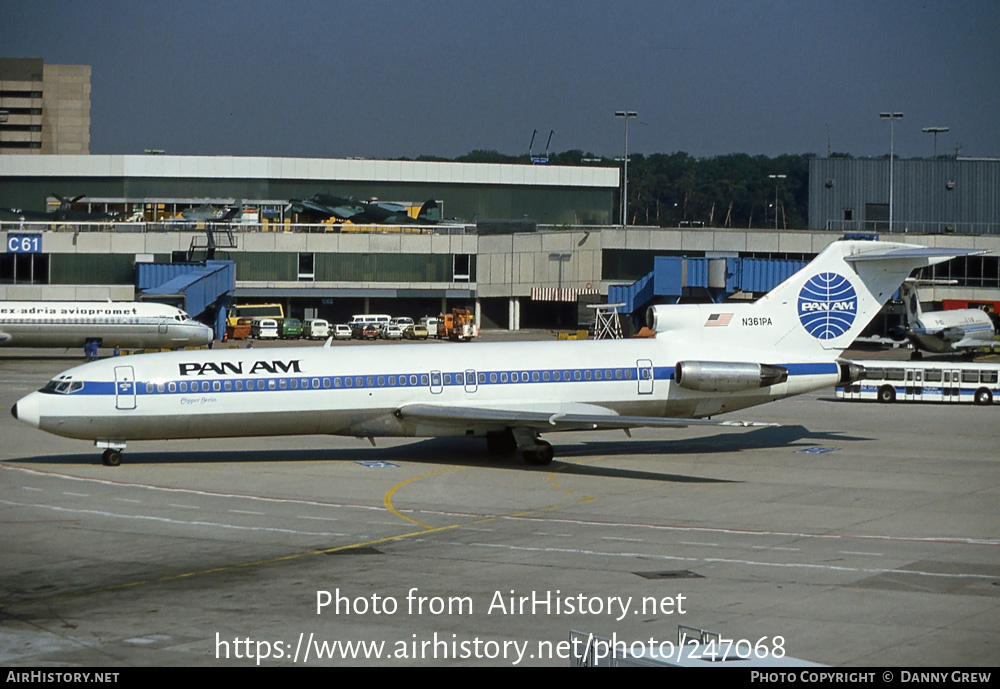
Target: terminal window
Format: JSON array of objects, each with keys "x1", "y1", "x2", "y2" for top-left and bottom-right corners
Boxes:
[{"x1": 0, "y1": 252, "x2": 49, "y2": 285}]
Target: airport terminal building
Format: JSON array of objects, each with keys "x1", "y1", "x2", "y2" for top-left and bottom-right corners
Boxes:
[
  {"x1": 2, "y1": 154, "x2": 999, "y2": 331},
  {"x1": 0, "y1": 58, "x2": 90, "y2": 155}
]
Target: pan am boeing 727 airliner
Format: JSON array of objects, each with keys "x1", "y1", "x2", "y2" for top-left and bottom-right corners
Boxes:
[{"x1": 11, "y1": 240, "x2": 974, "y2": 467}]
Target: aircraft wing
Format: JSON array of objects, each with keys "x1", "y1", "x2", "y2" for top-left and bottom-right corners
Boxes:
[
  {"x1": 289, "y1": 197, "x2": 364, "y2": 221},
  {"x1": 395, "y1": 403, "x2": 773, "y2": 433},
  {"x1": 0, "y1": 207, "x2": 48, "y2": 220}
]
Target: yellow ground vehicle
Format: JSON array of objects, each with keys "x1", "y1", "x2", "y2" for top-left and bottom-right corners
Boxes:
[{"x1": 227, "y1": 304, "x2": 284, "y2": 328}]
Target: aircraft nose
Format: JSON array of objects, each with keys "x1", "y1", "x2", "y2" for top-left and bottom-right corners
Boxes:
[{"x1": 12, "y1": 393, "x2": 41, "y2": 428}]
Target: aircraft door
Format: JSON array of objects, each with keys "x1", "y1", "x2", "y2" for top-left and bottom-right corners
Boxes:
[
  {"x1": 114, "y1": 366, "x2": 137, "y2": 410},
  {"x1": 464, "y1": 369, "x2": 478, "y2": 394},
  {"x1": 430, "y1": 370, "x2": 443, "y2": 394},
  {"x1": 636, "y1": 359, "x2": 654, "y2": 395}
]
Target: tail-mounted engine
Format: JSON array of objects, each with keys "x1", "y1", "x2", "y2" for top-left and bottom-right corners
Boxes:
[
  {"x1": 674, "y1": 361, "x2": 789, "y2": 392},
  {"x1": 837, "y1": 360, "x2": 865, "y2": 384},
  {"x1": 646, "y1": 305, "x2": 708, "y2": 334}
]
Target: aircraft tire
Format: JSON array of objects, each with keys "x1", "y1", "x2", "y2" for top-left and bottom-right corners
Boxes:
[
  {"x1": 974, "y1": 388, "x2": 993, "y2": 405},
  {"x1": 522, "y1": 442, "x2": 554, "y2": 466},
  {"x1": 101, "y1": 449, "x2": 122, "y2": 467},
  {"x1": 878, "y1": 385, "x2": 896, "y2": 403}
]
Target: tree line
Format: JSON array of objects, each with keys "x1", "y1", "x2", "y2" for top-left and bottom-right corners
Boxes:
[{"x1": 407, "y1": 149, "x2": 848, "y2": 229}]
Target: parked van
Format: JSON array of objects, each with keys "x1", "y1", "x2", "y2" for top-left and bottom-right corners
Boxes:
[
  {"x1": 349, "y1": 314, "x2": 391, "y2": 327},
  {"x1": 251, "y1": 318, "x2": 279, "y2": 339},
  {"x1": 419, "y1": 316, "x2": 440, "y2": 337},
  {"x1": 279, "y1": 318, "x2": 303, "y2": 339},
  {"x1": 303, "y1": 319, "x2": 330, "y2": 339}
]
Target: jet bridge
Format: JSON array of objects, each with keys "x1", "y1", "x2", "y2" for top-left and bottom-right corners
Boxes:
[
  {"x1": 136, "y1": 260, "x2": 235, "y2": 339},
  {"x1": 608, "y1": 256, "x2": 808, "y2": 329}
]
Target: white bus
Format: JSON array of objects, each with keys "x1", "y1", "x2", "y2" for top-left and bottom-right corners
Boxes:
[{"x1": 837, "y1": 360, "x2": 999, "y2": 405}]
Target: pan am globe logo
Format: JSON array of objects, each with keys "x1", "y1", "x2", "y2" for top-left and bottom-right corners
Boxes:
[{"x1": 797, "y1": 273, "x2": 858, "y2": 339}]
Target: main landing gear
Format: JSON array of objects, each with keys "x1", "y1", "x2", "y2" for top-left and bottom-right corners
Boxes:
[
  {"x1": 98, "y1": 442, "x2": 126, "y2": 467},
  {"x1": 521, "y1": 441, "x2": 554, "y2": 466},
  {"x1": 486, "y1": 429, "x2": 555, "y2": 466}
]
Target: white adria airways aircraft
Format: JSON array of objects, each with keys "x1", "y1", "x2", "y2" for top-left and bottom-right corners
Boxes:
[
  {"x1": 0, "y1": 301, "x2": 213, "y2": 350},
  {"x1": 12, "y1": 239, "x2": 970, "y2": 467}
]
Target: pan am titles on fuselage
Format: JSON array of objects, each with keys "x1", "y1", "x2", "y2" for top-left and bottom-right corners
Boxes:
[{"x1": 11, "y1": 240, "x2": 981, "y2": 467}]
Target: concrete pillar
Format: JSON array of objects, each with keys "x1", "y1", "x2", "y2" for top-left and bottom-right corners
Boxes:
[{"x1": 508, "y1": 297, "x2": 521, "y2": 330}]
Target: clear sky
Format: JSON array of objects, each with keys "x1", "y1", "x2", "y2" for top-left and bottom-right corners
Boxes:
[{"x1": 2, "y1": 0, "x2": 998, "y2": 160}]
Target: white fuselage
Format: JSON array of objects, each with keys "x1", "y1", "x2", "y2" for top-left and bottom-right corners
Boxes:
[
  {"x1": 0, "y1": 301, "x2": 214, "y2": 349},
  {"x1": 11, "y1": 240, "x2": 973, "y2": 461},
  {"x1": 13, "y1": 337, "x2": 840, "y2": 444},
  {"x1": 910, "y1": 308, "x2": 996, "y2": 353}
]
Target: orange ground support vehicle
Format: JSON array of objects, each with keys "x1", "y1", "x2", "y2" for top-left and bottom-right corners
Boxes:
[{"x1": 437, "y1": 308, "x2": 477, "y2": 341}]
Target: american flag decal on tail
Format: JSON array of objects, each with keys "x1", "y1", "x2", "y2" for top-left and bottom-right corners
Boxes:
[{"x1": 705, "y1": 313, "x2": 733, "y2": 327}]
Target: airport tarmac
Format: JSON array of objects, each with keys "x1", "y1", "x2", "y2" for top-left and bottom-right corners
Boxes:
[{"x1": 1, "y1": 341, "x2": 997, "y2": 667}]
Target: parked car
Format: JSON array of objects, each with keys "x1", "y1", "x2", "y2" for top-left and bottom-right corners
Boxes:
[
  {"x1": 359, "y1": 323, "x2": 380, "y2": 340},
  {"x1": 332, "y1": 324, "x2": 353, "y2": 340},
  {"x1": 279, "y1": 318, "x2": 303, "y2": 339},
  {"x1": 390, "y1": 316, "x2": 414, "y2": 329},
  {"x1": 382, "y1": 324, "x2": 404, "y2": 339},
  {"x1": 403, "y1": 324, "x2": 429, "y2": 340}
]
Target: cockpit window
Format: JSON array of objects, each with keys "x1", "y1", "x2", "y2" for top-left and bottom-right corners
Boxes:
[{"x1": 40, "y1": 378, "x2": 84, "y2": 395}]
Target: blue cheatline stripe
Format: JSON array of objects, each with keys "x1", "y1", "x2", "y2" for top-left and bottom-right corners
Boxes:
[
  {"x1": 42, "y1": 361, "x2": 840, "y2": 398},
  {"x1": 783, "y1": 362, "x2": 840, "y2": 376}
]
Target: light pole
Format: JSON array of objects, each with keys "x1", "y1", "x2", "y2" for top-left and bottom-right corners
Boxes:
[
  {"x1": 880, "y1": 112, "x2": 904, "y2": 232},
  {"x1": 615, "y1": 111, "x2": 637, "y2": 226},
  {"x1": 921, "y1": 126, "x2": 949, "y2": 158},
  {"x1": 768, "y1": 174, "x2": 786, "y2": 230}
]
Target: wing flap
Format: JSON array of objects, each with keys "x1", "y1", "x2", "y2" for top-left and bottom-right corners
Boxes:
[{"x1": 395, "y1": 403, "x2": 773, "y2": 433}]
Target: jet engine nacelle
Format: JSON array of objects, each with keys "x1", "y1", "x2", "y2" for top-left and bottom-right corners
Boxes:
[
  {"x1": 646, "y1": 304, "x2": 708, "y2": 333},
  {"x1": 674, "y1": 361, "x2": 788, "y2": 392},
  {"x1": 938, "y1": 326, "x2": 966, "y2": 343},
  {"x1": 886, "y1": 326, "x2": 908, "y2": 342},
  {"x1": 837, "y1": 360, "x2": 865, "y2": 384}
]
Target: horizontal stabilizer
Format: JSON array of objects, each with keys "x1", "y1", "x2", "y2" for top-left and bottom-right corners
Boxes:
[{"x1": 844, "y1": 247, "x2": 987, "y2": 263}]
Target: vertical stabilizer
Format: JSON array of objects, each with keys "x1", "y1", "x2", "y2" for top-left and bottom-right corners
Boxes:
[
  {"x1": 898, "y1": 279, "x2": 923, "y2": 324},
  {"x1": 750, "y1": 240, "x2": 977, "y2": 356}
]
